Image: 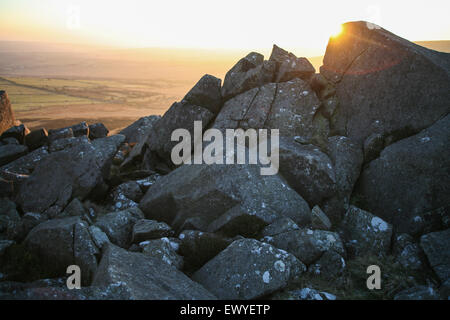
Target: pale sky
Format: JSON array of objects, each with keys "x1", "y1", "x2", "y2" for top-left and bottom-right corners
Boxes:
[{"x1": 1, "y1": 0, "x2": 449, "y2": 56}]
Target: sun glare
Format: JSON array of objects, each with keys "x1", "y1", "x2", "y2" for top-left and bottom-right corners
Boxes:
[{"x1": 331, "y1": 24, "x2": 344, "y2": 39}]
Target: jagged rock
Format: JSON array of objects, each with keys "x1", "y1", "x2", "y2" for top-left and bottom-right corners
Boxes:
[
  {"x1": 69, "y1": 122, "x2": 89, "y2": 137},
  {"x1": 322, "y1": 136, "x2": 363, "y2": 223},
  {"x1": 61, "y1": 198, "x2": 87, "y2": 217},
  {"x1": 338, "y1": 206, "x2": 393, "y2": 258},
  {"x1": 113, "y1": 181, "x2": 143, "y2": 203},
  {"x1": 0, "y1": 240, "x2": 14, "y2": 257},
  {"x1": 131, "y1": 219, "x2": 173, "y2": 243},
  {"x1": 141, "y1": 238, "x2": 183, "y2": 269},
  {"x1": 308, "y1": 250, "x2": 346, "y2": 281},
  {"x1": 16, "y1": 135, "x2": 124, "y2": 214},
  {"x1": 0, "y1": 198, "x2": 20, "y2": 234},
  {"x1": 260, "y1": 217, "x2": 300, "y2": 238},
  {"x1": 288, "y1": 288, "x2": 337, "y2": 300},
  {"x1": 25, "y1": 129, "x2": 48, "y2": 151},
  {"x1": 134, "y1": 174, "x2": 161, "y2": 193},
  {"x1": 356, "y1": 115, "x2": 450, "y2": 234},
  {"x1": 24, "y1": 217, "x2": 98, "y2": 285},
  {"x1": 363, "y1": 133, "x2": 385, "y2": 163},
  {"x1": 321, "y1": 96, "x2": 339, "y2": 120},
  {"x1": 145, "y1": 102, "x2": 214, "y2": 167},
  {"x1": 94, "y1": 208, "x2": 142, "y2": 249},
  {"x1": 221, "y1": 52, "x2": 276, "y2": 100},
  {"x1": 0, "y1": 177, "x2": 13, "y2": 197},
  {"x1": 120, "y1": 116, "x2": 160, "y2": 144},
  {"x1": 0, "y1": 144, "x2": 28, "y2": 166},
  {"x1": 192, "y1": 239, "x2": 305, "y2": 299},
  {"x1": 1, "y1": 124, "x2": 29, "y2": 144},
  {"x1": 139, "y1": 163, "x2": 311, "y2": 236},
  {"x1": 92, "y1": 243, "x2": 216, "y2": 299},
  {"x1": 393, "y1": 234, "x2": 424, "y2": 271},
  {"x1": 262, "y1": 229, "x2": 345, "y2": 265},
  {"x1": 1, "y1": 137, "x2": 19, "y2": 145},
  {"x1": 5, "y1": 212, "x2": 47, "y2": 242},
  {"x1": 88, "y1": 225, "x2": 110, "y2": 250},
  {"x1": 309, "y1": 74, "x2": 337, "y2": 101},
  {"x1": 0, "y1": 91, "x2": 15, "y2": 135},
  {"x1": 278, "y1": 137, "x2": 335, "y2": 206},
  {"x1": 321, "y1": 21, "x2": 450, "y2": 146},
  {"x1": 49, "y1": 136, "x2": 89, "y2": 153},
  {"x1": 311, "y1": 206, "x2": 332, "y2": 230},
  {"x1": 178, "y1": 230, "x2": 232, "y2": 272},
  {"x1": 420, "y1": 229, "x2": 450, "y2": 282},
  {"x1": 183, "y1": 74, "x2": 222, "y2": 113},
  {"x1": 47, "y1": 127, "x2": 74, "y2": 144},
  {"x1": 394, "y1": 286, "x2": 440, "y2": 300},
  {"x1": 0, "y1": 146, "x2": 48, "y2": 175},
  {"x1": 88, "y1": 123, "x2": 109, "y2": 140},
  {"x1": 269, "y1": 45, "x2": 315, "y2": 82}
]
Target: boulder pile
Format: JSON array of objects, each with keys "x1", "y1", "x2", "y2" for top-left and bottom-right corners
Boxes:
[{"x1": 0, "y1": 21, "x2": 449, "y2": 300}]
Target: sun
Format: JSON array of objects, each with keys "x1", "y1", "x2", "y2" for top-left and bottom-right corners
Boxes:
[{"x1": 331, "y1": 24, "x2": 344, "y2": 39}]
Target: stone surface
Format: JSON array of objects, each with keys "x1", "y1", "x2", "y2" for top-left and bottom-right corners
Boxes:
[
  {"x1": 0, "y1": 91, "x2": 15, "y2": 135},
  {"x1": 182, "y1": 74, "x2": 222, "y2": 114},
  {"x1": 263, "y1": 229, "x2": 345, "y2": 265},
  {"x1": 338, "y1": 206, "x2": 393, "y2": 258},
  {"x1": 269, "y1": 45, "x2": 315, "y2": 82},
  {"x1": 420, "y1": 229, "x2": 450, "y2": 282},
  {"x1": 393, "y1": 234, "x2": 424, "y2": 271},
  {"x1": 94, "y1": 208, "x2": 143, "y2": 249},
  {"x1": 192, "y1": 239, "x2": 305, "y2": 299},
  {"x1": 321, "y1": 21, "x2": 450, "y2": 146},
  {"x1": 139, "y1": 163, "x2": 311, "y2": 236},
  {"x1": 119, "y1": 116, "x2": 160, "y2": 144},
  {"x1": 311, "y1": 206, "x2": 332, "y2": 230},
  {"x1": 0, "y1": 146, "x2": 48, "y2": 175},
  {"x1": 0, "y1": 144, "x2": 28, "y2": 167},
  {"x1": 132, "y1": 219, "x2": 173, "y2": 243},
  {"x1": 394, "y1": 286, "x2": 440, "y2": 300},
  {"x1": 24, "y1": 217, "x2": 98, "y2": 285},
  {"x1": 92, "y1": 243, "x2": 216, "y2": 299},
  {"x1": 141, "y1": 238, "x2": 183, "y2": 269},
  {"x1": 88, "y1": 123, "x2": 109, "y2": 140},
  {"x1": 356, "y1": 115, "x2": 450, "y2": 234},
  {"x1": 25, "y1": 129, "x2": 48, "y2": 151}
]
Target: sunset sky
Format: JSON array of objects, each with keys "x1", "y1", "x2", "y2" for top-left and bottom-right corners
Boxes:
[{"x1": 1, "y1": 0, "x2": 449, "y2": 56}]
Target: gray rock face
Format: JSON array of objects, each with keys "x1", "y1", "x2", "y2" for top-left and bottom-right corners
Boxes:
[
  {"x1": 145, "y1": 102, "x2": 214, "y2": 166},
  {"x1": 92, "y1": 243, "x2": 216, "y2": 300},
  {"x1": 16, "y1": 135, "x2": 124, "y2": 214},
  {"x1": 321, "y1": 21, "x2": 450, "y2": 146},
  {"x1": 108, "y1": 181, "x2": 143, "y2": 212},
  {"x1": 0, "y1": 144, "x2": 28, "y2": 166},
  {"x1": 311, "y1": 206, "x2": 332, "y2": 230},
  {"x1": 214, "y1": 78, "x2": 321, "y2": 143},
  {"x1": 308, "y1": 250, "x2": 346, "y2": 281},
  {"x1": 420, "y1": 229, "x2": 450, "y2": 282},
  {"x1": 47, "y1": 127, "x2": 74, "y2": 144},
  {"x1": 394, "y1": 286, "x2": 440, "y2": 300},
  {"x1": 1, "y1": 124, "x2": 29, "y2": 144},
  {"x1": 178, "y1": 230, "x2": 232, "y2": 272},
  {"x1": 356, "y1": 115, "x2": 450, "y2": 234},
  {"x1": 393, "y1": 234, "x2": 424, "y2": 271},
  {"x1": 338, "y1": 206, "x2": 392, "y2": 258},
  {"x1": 49, "y1": 136, "x2": 89, "y2": 153},
  {"x1": 119, "y1": 116, "x2": 160, "y2": 144},
  {"x1": 132, "y1": 219, "x2": 173, "y2": 243},
  {"x1": 221, "y1": 52, "x2": 276, "y2": 100},
  {"x1": 141, "y1": 238, "x2": 183, "y2": 269},
  {"x1": 288, "y1": 288, "x2": 337, "y2": 300},
  {"x1": 0, "y1": 91, "x2": 15, "y2": 135},
  {"x1": 139, "y1": 163, "x2": 311, "y2": 236},
  {"x1": 0, "y1": 146, "x2": 48, "y2": 175},
  {"x1": 269, "y1": 45, "x2": 315, "y2": 82},
  {"x1": 260, "y1": 217, "x2": 300, "y2": 238},
  {"x1": 183, "y1": 74, "x2": 222, "y2": 114},
  {"x1": 24, "y1": 217, "x2": 98, "y2": 285},
  {"x1": 0, "y1": 198, "x2": 20, "y2": 234},
  {"x1": 94, "y1": 208, "x2": 143, "y2": 248},
  {"x1": 25, "y1": 129, "x2": 48, "y2": 151},
  {"x1": 278, "y1": 138, "x2": 335, "y2": 206},
  {"x1": 192, "y1": 239, "x2": 306, "y2": 299},
  {"x1": 61, "y1": 198, "x2": 87, "y2": 217},
  {"x1": 262, "y1": 229, "x2": 345, "y2": 265},
  {"x1": 88, "y1": 123, "x2": 109, "y2": 140}
]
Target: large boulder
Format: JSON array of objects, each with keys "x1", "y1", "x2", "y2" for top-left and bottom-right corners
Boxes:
[
  {"x1": 0, "y1": 91, "x2": 15, "y2": 135},
  {"x1": 0, "y1": 144, "x2": 28, "y2": 167},
  {"x1": 119, "y1": 116, "x2": 160, "y2": 144},
  {"x1": 0, "y1": 146, "x2": 48, "y2": 175},
  {"x1": 355, "y1": 114, "x2": 450, "y2": 234},
  {"x1": 92, "y1": 243, "x2": 216, "y2": 299},
  {"x1": 192, "y1": 239, "x2": 306, "y2": 299},
  {"x1": 420, "y1": 229, "x2": 450, "y2": 282},
  {"x1": 221, "y1": 52, "x2": 276, "y2": 100},
  {"x1": 16, "y1": 135, "x2": 125, "y2": 214},
  {"x1": 139, "y1": 163, "x2": 311, "y2": 236},
  {"x1": 338, "y1": 206, "x2": 393, "y2": 258},
  {"x1": 24, "y1": 217, "x2": 99, "y2": 285},
  {"x1": 182, "y1": 74, "x2": 223, "y2": 114},
  {"x1": 213, "y1": 79, "x2": 321, "y2": 143},
  {"x1": 269, "y1": 45, "x2": 315, "y2": 82},
  {"x1": 321, "y1": 21, "x2": 450, "y2": 146}
]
